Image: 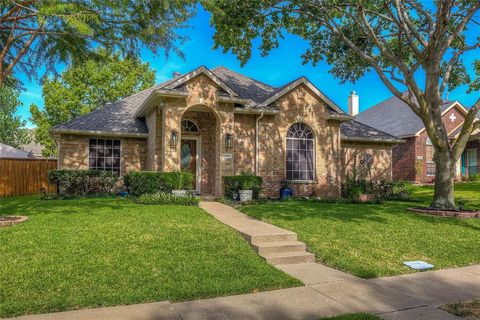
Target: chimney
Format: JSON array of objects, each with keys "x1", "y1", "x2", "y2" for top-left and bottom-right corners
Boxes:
[
  {"x1": 348, "y1": 91, "x2": 359, "y2": 116},
  {"x1": 172, "y1": 71, "x2": 181, "y2": 78}
]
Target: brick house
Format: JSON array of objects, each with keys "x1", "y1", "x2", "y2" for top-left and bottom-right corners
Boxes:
[
  {"x1": 355, "y1": 96, "x2": 480, "y2": 183},
  {"x1": 51, "y1": 66, "x2": 402, "y2": 197}
]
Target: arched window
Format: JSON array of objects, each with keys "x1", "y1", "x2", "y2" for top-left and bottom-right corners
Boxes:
[
  {"x1": 426, "y1": 138, "x2": 435, "y2": 176},
  {"x1": 181, "y1": 119, "x2": 199, "y2": 132},
  {"x1": 286, "y1": 123, "x2": 315, "y2": 181}
]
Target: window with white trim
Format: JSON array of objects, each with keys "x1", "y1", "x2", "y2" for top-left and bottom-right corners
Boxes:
[
  {"x1": 426, "y1": 138, "x2": 435, "y2": 176},
  {"x1": 286, "y1": 123, "x2": 315, "y2": 181},
  {"x1": 89, "y1": 139, "x2": 121, "y2": 173}
]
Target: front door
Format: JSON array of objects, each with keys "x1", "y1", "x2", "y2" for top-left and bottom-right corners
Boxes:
[{"x1": 180, "y1": 139, "x2": 197, "y2": 190}]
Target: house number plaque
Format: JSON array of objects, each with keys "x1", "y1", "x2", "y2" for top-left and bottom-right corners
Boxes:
[{"x1": 222, "y1": 153, "x2": 233, "y2": 160}]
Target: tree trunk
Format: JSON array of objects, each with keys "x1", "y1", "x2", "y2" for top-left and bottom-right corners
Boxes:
[{"x1": 431, "y1": 150, "x2": 456, "y2": 210}]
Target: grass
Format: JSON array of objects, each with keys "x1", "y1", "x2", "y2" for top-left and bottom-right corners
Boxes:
[
  {"x1": 241, "y1": 182, "x2": 480, "y2": 278},
  {"x1": 441, "y1": 298, "x2": 480, "y2": 319},
  {"x1": 319, "y1": 314, "x2": 382, "y2": 320},
  {"x1": 0, "y1": 196, "x2": 301, "y2": 318}
]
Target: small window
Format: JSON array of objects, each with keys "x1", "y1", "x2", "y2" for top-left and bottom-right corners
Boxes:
[
  {"x1": 181, "y1": 120, "x2": 199, "y2": 132},
  {"x1": 426, "y1": 138, "x2": 435, "y2": 176},
  {"x1": 89, "y1": 139, "x2": 121, "y2": 174},
  {"x1": 286, "y1": 123, "x2": 315, "y2": 181}
]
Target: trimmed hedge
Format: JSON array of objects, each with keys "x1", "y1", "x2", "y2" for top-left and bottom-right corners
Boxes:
[
  {"x1": 48, "y1": 170, "x2": 118, "y2": 197},
  {"x1": 124, "y1": 171, "x2": 194, "y2": 196},
  {"x1": 223, "y1": 172, "x2": 262, "y2": 200},
  {"x1": 134, "y1": 192, "x2": 199, "y2": 205}
]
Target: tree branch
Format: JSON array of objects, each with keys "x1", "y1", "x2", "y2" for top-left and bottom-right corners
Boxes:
[{"x1": 453, "y1": 98, "x2": 480, "y2": 160}]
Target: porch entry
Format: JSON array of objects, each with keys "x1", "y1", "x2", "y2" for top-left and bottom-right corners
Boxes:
[{"x1": 180, "y1": 137, "x2": 201, "y2": 193}]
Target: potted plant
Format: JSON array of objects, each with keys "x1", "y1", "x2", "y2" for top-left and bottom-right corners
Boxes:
[
  {"x1": 238, "y1": 172, "x2": 256, "y2": 202},
  {"x1": 280, "y1": 179, "x2": 293, "y2": 199},
  {"x1": 171, "y1": 171, "x2": 191, "y2": 197}
]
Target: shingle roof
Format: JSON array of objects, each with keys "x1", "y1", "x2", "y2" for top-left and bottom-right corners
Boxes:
[
  {"x1": 355, "y1": 96, "x2": 453, "y2": 137},
  {"x1": 211, "y1": 66, "x2": 276, "y2": 103},
  {"x1": 340, "y1": 120, "x2": 403, "y2": 143},
  {"x1": 53, "y1": 66, "x2": 390, "y2": 143}
]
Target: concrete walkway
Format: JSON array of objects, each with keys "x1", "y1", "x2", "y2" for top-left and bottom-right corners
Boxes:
[{"x1": 8, "y1": 202, "x2": 480, "y2": 320}]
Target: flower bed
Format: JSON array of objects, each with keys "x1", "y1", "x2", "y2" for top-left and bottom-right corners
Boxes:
[{"x1": 0, "y1": 216, "x2": 28, "y2": 227}]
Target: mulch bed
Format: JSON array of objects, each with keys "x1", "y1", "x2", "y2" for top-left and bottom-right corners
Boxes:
[
  {"x1": 408, "y1": 207, "x2": 479, "y2": 218},
  {"x1": 0, "y1": 216, "x2": 28, "y2": 227}
]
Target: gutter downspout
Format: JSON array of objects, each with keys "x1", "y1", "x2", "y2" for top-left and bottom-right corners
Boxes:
[{"x1": 255, "y1": 112, "x2": 264, "y2": 175}]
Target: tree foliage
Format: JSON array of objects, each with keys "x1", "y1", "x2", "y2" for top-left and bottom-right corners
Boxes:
[
  {"x1": 204, "y1": 0, "x2": 480, "y2": 209},
  {"x1": 30, "y1": 50, "x2": 155, "y2": 156},
  {"x1": 0, "y1": 0, "x2": 195, "y2": 86},
  {"x1": 0, "y1": 81, "x2": 30, "y2": 148}
]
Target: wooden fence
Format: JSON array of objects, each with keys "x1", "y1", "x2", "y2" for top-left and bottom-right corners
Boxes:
[{"x1": 0, "y1": 158, "x2": 57, "y2": 197}]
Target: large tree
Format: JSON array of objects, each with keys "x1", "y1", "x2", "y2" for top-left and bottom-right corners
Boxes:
[
  {"x1": 30, "y1": 50, "x2": 155, "y2": 156},
  {"x1": 204, "y1": 0, "x2": 480, "y2": 209},
  {"x1": 0, "y1": 81, "x2": 30, "y2": 147},
  {"x1": 0, "y1": 0, "x2": 195, "y2": 86}
]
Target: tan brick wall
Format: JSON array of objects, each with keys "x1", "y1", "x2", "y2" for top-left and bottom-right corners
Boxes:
[
  {"x1": 233, "y1": 113, "x2": 256, "y2": 174},
  {"x1": 255, "y1": 84, "x2": 342, "y2": 198},
  {"x1": 145, "y1": 109, "x2": 157, "y2": 170},
  {"x1": 160, "y1": 74, "x2": 235, "y2": 196},
  {"x1": 57, "y1": 134, "x2": 147, "y2": 175},
  {"x1": 341, "y1": 142, "x2": 393, "y2": 182}
]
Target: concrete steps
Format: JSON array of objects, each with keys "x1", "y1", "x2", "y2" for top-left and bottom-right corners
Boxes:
[
  {"x1": 251, "y1": 235, "x2": 315, "y2": 265},
  {"x1": 199, "y1": 201, "x2": 315, "y2": 266},
  {"x1": 252, "y1": 241, "x2": 306, "y2": 255}
]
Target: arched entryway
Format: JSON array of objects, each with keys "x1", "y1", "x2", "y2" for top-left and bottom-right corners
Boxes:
[{"x1": 180, "y1": 105, "x2": 219, "y2": 195}]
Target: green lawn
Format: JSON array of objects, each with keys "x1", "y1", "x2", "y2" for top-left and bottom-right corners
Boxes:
[
  {"x1": 241, "y1": 182, "x2": 480, "y2": 278},
  {"x1": 0, "y1": 197, "x2": 300, "y2": 318}
]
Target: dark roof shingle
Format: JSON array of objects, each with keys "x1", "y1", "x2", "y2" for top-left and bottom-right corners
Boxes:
[
  {"x1": 340, "y1": 120, "x2": 403, "y2": 143},
  {"x1": 355, "y1": 96, "x2": 453, "y2": 137}
]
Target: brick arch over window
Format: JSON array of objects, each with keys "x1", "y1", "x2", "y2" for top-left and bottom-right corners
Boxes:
[{"x1": 286, "y1": 123, "x2": 315, "y2": 181}]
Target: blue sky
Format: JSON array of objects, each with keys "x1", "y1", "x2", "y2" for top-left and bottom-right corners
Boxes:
[{"x1": 16, "y1": 6, "x2": 479, "y2": 128}]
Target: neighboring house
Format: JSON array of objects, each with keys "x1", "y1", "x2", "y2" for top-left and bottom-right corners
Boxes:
[
  {"x1": 20, "y1": 130, "x2": 48, "y2": 158},
  {"x1": 356, "y1": 96, "x2": 479, "y2": 182},
  {"x1": 51, "y1": 66, "x2": 402, "y2": 197},
  {"x1": 0, "y1": 142, "x2": 35, "y2": 159}
]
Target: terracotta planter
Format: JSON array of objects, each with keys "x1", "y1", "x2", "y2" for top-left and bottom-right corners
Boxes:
[{"x1": 239, "y1": 190, "x2": 253, "y2": 202}]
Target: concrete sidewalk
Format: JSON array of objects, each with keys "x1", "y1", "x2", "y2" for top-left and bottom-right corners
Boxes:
[{"x1": 8, "y1": 202, "x2": 480, "y2": 320}]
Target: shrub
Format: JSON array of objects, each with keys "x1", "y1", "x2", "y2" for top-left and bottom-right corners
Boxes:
[
  {"x1": 124, "y1": 171, "x2": 193, "y2": 196},
  {"x1": 223, "y1": 172, "x2": 262, "y2": 200},
  {"x1": 342, "y1": 175, "x2": 411, "y2": 201},
  {"x1": 134, "y1": 192, "x2": 199, "y2": 205},
  {"x1": 48, "y1": 170, "x2": 118, "y2": 197},
  {"x1": 469, "y1": 173, "x2": 480, "y2": 182}
]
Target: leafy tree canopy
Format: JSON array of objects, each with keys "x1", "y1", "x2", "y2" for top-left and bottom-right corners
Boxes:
[
  {"x1": 0, "y1": 81, "x2": 30, "y2": 148},
  {"x1": 30, "y1": 50, "x2": 156, "y2": 156},
  {"x1": 203, "y1": 0, "x2": 480, "y2": 209},
  {"x1": 0, "y1": 0, "x2": 195, "y2": 86}
]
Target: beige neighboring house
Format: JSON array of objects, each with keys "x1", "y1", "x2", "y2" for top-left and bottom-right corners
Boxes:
[
  {"x1": 51, "y1": 66, "x2": 402, "y2": 198},
  {"x1": 20, "y1": 130, "x2": 49, "y2": 158}
]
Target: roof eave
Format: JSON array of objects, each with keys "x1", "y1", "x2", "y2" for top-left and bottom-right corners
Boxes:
[
  {"x1": 50, "y1": 128, "x2": 148, "y2": 138},
  {"x1": 233, "y1": 107, "x2": 279, "y2": 115},
  {"x1": 257, "y1": 77, "x2": 345, "y2": 115},
  {"x1": 134, "y1": 89, "x2": 188, "y2": 118},
  {"x1": 217, "y1": 96, "x2": 252, "y2": 105},
  {"x1": 326, "y1": 113, "x2": 354, "y2": 121},
  {"x1": 164, "y1": 65, "x2": 240, "y2": 97},
  {"x1": 341, "y1": 136, "x2": 405, "y2": 144}
]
